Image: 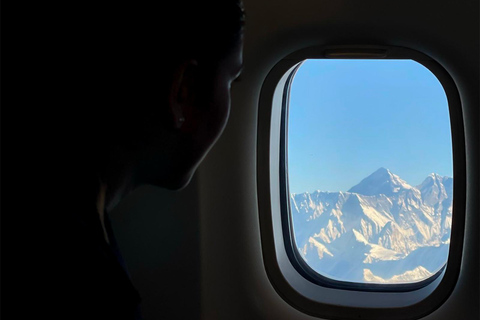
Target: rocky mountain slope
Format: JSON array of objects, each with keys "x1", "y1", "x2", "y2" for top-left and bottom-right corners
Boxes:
[{"x1": 290, "y1": 168, "x2": 452, "y2": 283}]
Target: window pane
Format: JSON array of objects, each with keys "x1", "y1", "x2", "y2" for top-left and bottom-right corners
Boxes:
[{"x1": 288, "y1": 60, "x2": 452, "y2": 284}]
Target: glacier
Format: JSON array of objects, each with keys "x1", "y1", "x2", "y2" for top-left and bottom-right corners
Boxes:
[{"x1": 290, "y1": 167, "x2": 452, "y2": 284}]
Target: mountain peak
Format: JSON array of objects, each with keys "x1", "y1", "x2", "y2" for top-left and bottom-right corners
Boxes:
[
  {"x1": 369, "y1": 167, "x2": 395, "y2": 180},
  {"x1": 417, "y1": 173, "x2": 451, "y2": 206},
  {"x1": 348, "y1": 168, "x2": 412, "y2": 197},
  {"x1": 375, "y1": 167, "x2": 390, "y2": 174},
  {"x1": 427, "y1": 172, "x2": 443, "y2": 180},
  {"x1": 418, "y1": 173, "x2": 449, "y2": 189}
]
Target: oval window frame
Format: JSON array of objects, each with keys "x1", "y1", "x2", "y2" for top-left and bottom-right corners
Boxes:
[{"x1": 256, "y1": 45, "x2": 466, "y2": 319}]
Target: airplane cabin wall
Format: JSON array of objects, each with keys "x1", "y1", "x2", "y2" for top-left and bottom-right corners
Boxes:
[{"x1": 111, "y1": 0, "x2": 479, "y2": 319}]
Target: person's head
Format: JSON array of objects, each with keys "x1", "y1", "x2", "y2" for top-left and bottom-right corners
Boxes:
[{"x1": 83, "y1": 1, "x2": 245, "y2": 198}]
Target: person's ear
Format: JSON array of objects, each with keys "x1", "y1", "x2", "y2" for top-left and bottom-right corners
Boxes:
[{"x1": 168, "y1": 59, "x2": 199, "y2": 131}]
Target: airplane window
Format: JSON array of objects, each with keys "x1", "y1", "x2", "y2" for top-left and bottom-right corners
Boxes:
[{"x1": 287, "y1": 59, "x2": 453, "y2": 285}]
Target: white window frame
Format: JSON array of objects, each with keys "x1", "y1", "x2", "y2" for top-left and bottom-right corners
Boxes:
[{"x1": 256, "y1": 45, "x2": 466, "y2": 319}]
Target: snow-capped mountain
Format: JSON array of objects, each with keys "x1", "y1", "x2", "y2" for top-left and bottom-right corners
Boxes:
[
  {"x1": 348, "y1": 167, "x2": 413, "y2": 197},
  {"x1": 290, "y1": 168, "x2": 452, "y2": 284}
]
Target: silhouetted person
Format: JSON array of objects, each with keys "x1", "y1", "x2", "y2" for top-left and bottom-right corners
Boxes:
[{"x1": 40, "y1": 2, "x2": 245, "y2": 319}]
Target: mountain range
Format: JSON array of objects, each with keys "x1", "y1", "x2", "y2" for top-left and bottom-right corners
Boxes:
[{"x1": 290, "y1": 167, "x2": 452, "y2": 283}]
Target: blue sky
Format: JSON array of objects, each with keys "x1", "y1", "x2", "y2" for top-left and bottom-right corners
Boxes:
[{"x1": 288, "y1": 59, "x2": 453, "y2": 194}]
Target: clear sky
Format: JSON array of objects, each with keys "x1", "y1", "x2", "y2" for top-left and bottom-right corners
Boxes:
[{"x1": 288, "y1": 59, "x2": 453, "y2": 194}]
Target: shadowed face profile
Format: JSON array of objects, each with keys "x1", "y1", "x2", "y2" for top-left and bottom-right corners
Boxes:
[
  {"x1": 86, "y1": 1, "x2": 245, "y2": 207},
  {"x1": 133, "y1": 36, "x2": 244, "y2": 190}
]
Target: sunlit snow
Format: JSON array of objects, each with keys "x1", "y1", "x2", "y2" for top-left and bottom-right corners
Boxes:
[{"x1": 291, "y1": 168, "x2": 452, "y2": 284}]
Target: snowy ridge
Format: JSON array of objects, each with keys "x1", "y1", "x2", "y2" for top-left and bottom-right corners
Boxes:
[
  {"x1": 348, "y1": 167, "x2": 413, "y2": 197},
  {"x1": 364, "y1": 266, "x2": 432, "y2": 284},
  {"x1": 291, "y1": 168, "x2": 452, "y2": 284}
]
